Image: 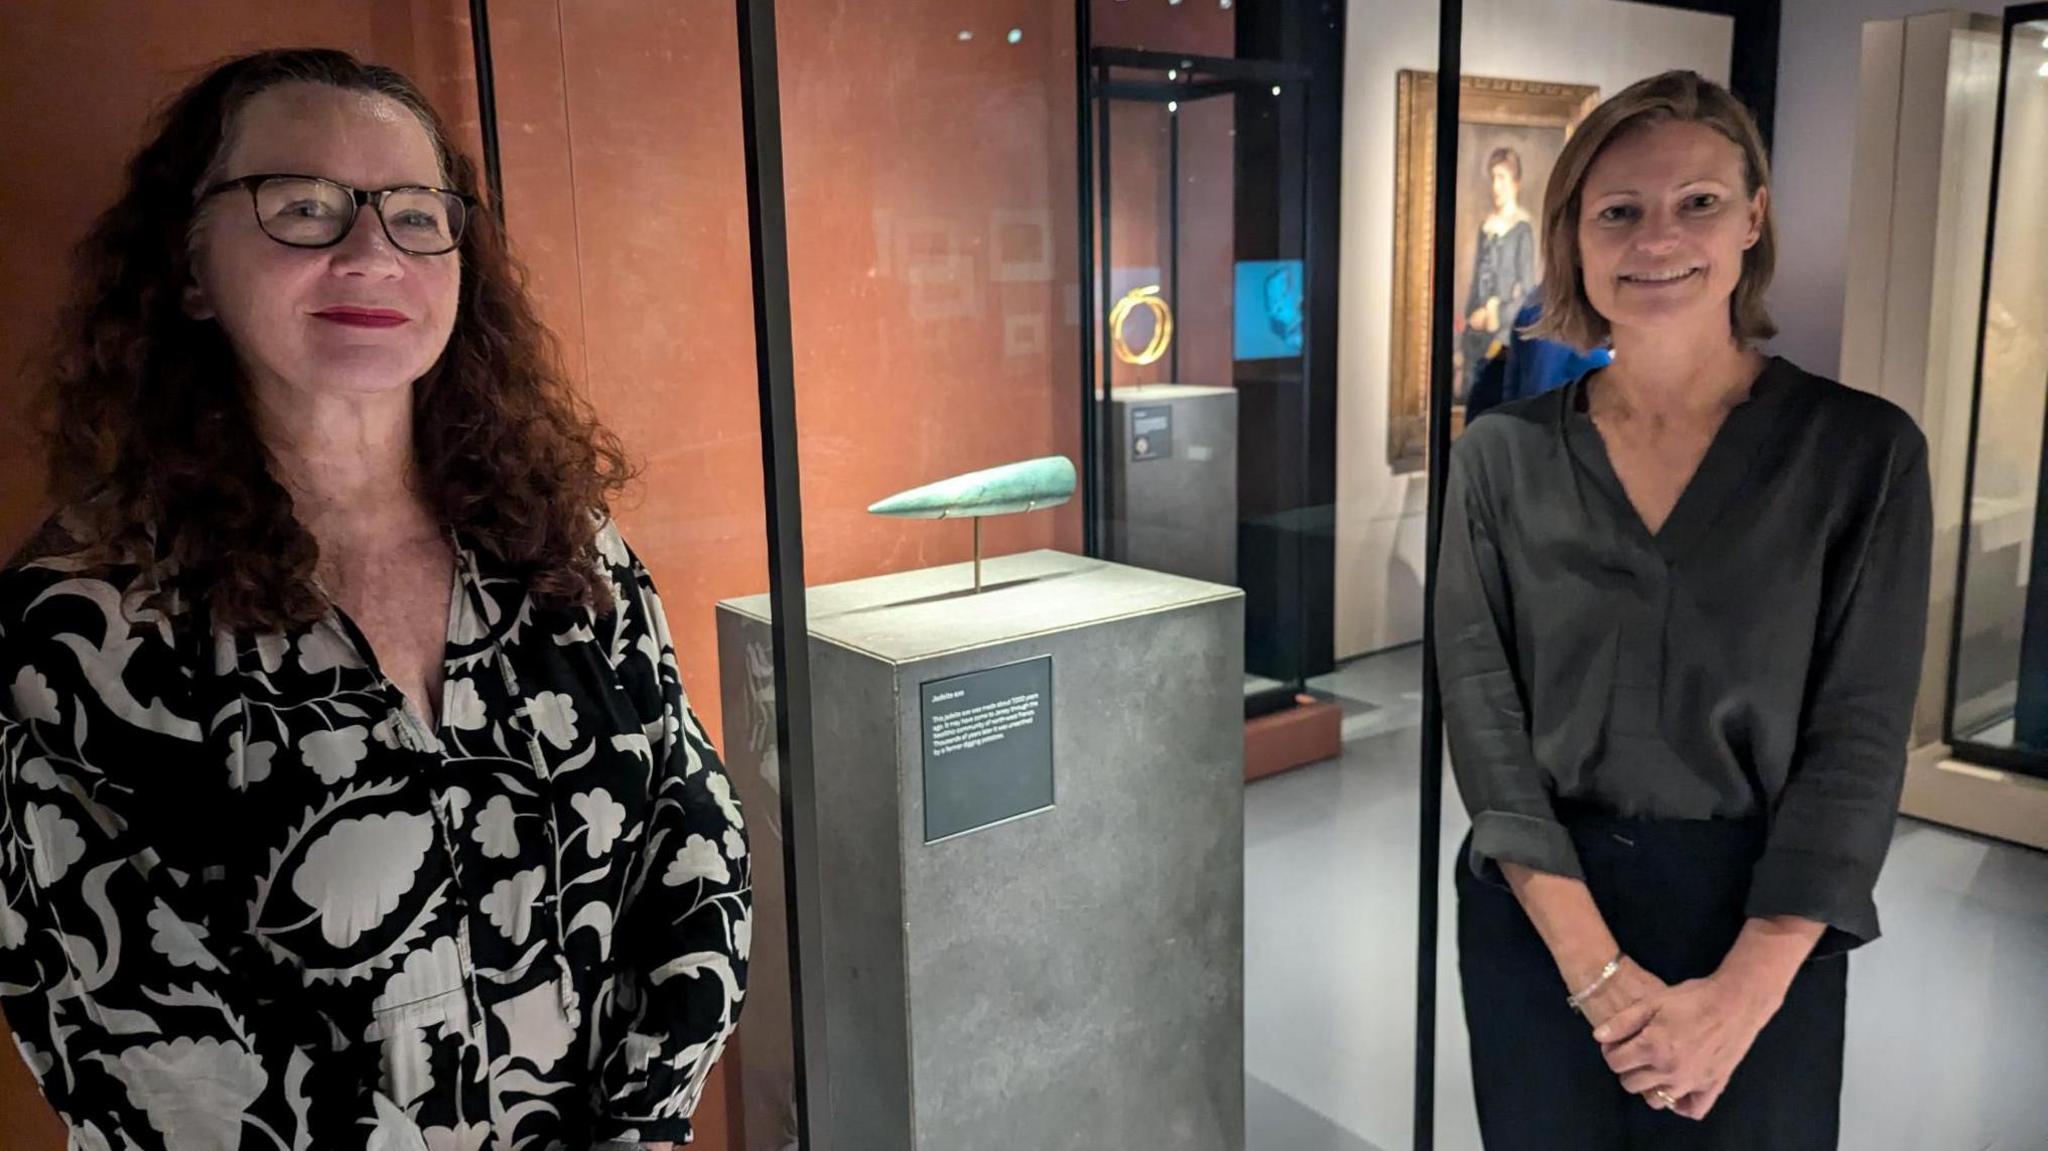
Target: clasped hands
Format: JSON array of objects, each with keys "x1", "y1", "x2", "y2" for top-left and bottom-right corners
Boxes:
[{"x1": 1573, "y1": 957, "x2": 1782, "y2": 1121}]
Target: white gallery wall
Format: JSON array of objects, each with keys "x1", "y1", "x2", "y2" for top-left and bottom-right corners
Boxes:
[
  {"x1": 1770, "y1": 0, "x2": 2000, "y2": 377},
  {"x1": 1335, "y1": 0, "x2": 1731, "y2": 659}
]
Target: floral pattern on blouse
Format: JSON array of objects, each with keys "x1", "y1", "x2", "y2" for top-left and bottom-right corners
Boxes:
[{"x1": 0, "y1": 509, "x2": 750, "y2": 1150}]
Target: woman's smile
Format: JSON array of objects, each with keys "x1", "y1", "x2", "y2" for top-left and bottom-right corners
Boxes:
[{"x1": 310, "y1": 305, "x2": 410, "y2": 328}]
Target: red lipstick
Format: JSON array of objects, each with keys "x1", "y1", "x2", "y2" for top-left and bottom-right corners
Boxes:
[{"x1": 312, "y1": 307, "x2": 410, "y2": 328}]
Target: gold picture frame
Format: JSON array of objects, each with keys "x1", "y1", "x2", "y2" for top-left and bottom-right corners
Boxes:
[{"x1": 1387, "y1": 72, "x2": 1599, "y2": 473}]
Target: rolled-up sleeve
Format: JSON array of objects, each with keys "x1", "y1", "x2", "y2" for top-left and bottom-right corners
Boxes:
[
  {"x1": 1435, "y1": 437, "x2": 1584, "y2": 883},
  {"x1": 1746, "y1": 429, "x2": 1932, "y2": 951}
]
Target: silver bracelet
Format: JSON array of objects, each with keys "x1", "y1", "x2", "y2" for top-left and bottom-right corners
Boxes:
[{"x1": 1566, "y1": 952, "x2": 1625, "y2": 1014}]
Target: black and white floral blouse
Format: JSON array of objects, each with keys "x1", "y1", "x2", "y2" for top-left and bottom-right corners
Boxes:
[{"x1": 0, "y1": 510, "x2": 750, "y2": 1150}]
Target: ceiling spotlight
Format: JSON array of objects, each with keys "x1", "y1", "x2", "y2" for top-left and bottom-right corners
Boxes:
[
  {"x1": 1272, "y1": 85, "x2": 1283, "y2": 96},
  {"x1": 1168, "y1": 68, "x2": 1179, "y2": 80},
  {"x1": 1168, "y1": 101, "x2": 1180, "y2": 113},
  {"x1": 1008, "y1": 27, "x2": 1023, "y2": 43},
  {"x1": 1221, "y1": 0, "x2": 1233, "y2": 7},
  {"x1": 957, "y1": 29, "x2": 973, "y2": 41}
]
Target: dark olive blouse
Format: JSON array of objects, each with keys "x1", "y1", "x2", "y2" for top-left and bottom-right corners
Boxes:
[{"x1": 1435, "y1": 356, "x2": 1933, "y2": 948}]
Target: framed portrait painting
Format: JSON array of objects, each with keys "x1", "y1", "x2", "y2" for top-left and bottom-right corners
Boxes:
[{"x1": 1387, "y1": 72, "x2": 1599, "y2": 473}]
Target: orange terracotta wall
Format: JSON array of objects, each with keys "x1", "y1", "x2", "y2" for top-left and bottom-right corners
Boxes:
[
  {"x1": 777, "y1": 0, "x2": 1088, "y2": 578},
  {"x1": 1092, "y1": 0, "x2": 1235, "y2": 57}
]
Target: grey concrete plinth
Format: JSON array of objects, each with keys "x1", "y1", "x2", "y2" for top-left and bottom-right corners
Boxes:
[
  {"x1": 1106, "y1": 384, "x2": 1239, "y2": 587},
  {"x1": 716, "y1": 550, "x2": 1245, "y2": 1151}
]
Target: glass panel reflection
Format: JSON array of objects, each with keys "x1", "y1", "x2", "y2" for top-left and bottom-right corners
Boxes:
[
  {"x1": 521, "y1": 8, "x2": 779, "y2": 1144},
  {"x1": 1088, "y1": 47, "x2": 1314, "y2": 712},
  {"x1": 1950, "y1": 18, "x2": 2048, "y2": 773},
  {"x1": 725, "y1": 6, "x2": 1099, "y2": 1150}
]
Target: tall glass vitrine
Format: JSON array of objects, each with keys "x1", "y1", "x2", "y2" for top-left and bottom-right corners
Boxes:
[
  {"x1": 1947, "y1": 2, "x2": 2048, "y2": 781},
  {"x1": 1082, "y1": 44, "x2": 1318, "y2": 717}
]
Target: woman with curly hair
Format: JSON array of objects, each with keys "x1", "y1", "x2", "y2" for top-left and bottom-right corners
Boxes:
[{"x1": 0, "y1": 48, "x2": 749, "y2": 1151}]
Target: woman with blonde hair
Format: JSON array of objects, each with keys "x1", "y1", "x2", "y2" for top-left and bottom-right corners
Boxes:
[
  {"x1": 1436, "y1": 70, "x2": 1931, "y2": 1148},
  {"x1": 0, "y1": 49, "x2": 747, "y2": 1150}
]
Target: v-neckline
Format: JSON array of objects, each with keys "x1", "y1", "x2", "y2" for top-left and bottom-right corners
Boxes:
[
  {"x1": 323, "y1": 531, "x2": 471, "y2": 737},
  {"x1": 1564, "y1": 357, "x2": 1787, "y2": 565}
]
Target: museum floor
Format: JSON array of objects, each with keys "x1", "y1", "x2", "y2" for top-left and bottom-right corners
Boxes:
[{"x1": 1245, "y1": 645, "x2": 2048, "y2": 1151}]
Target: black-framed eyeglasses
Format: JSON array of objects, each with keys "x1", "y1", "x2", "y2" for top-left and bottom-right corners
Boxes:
[{"x1": 197, "y1": 173, "x2": 473, "y2": 256}]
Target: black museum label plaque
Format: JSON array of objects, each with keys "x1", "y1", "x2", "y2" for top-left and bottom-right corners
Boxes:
[
  {"x1": 920, "y1": 656, "x2": 1054, "y2": 843},
  {"x1": 1131, "y1": 404, "x2": 1173, "y2": 461}
]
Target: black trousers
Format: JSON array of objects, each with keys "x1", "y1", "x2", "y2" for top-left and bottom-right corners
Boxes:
[{"x1": 1456, "y1": 809, "x2": 1848, "y2": 1150}]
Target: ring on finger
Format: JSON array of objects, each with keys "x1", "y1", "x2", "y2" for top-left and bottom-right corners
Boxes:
[{"x1": 1652, "y1": 1088, "x2": 1676, "y2": 1108}]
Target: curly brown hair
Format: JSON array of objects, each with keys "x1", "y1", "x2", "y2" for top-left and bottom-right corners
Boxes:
[{"x1": 34, "y1": 47, "x2": 630, "y2": 631}]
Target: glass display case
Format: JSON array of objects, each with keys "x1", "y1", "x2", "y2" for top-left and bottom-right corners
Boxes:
[
  {"x1": 1946, "y1": 3, "x2": 2048, "y2": 780},
  {"x1": 26, "y1": 4, "x2": 1926, "y2": 1151},
  {"x1": 1081, "y1": 43, "x2": 1317, "y2": 717}
]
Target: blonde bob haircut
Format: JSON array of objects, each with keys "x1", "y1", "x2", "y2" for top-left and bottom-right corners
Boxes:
[{"x1": 1526, "y1": 69, "x2": 1777, "y2": 351}]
